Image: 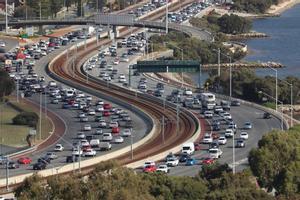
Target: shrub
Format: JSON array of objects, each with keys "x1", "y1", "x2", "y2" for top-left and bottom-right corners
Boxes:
[{"x1": 12, "y1": 112, "x2": 39, "y2": 127}]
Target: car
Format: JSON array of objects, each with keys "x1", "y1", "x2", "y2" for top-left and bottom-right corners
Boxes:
[
  {"x1": 194, "y1": 143, "x2": 201, "y2": 151},
  {"x1": 88, "y1": 109, "x2": 96, "y2": 115},
  {"x1": 114, "y1": 136, "x2": 124, "y2": 143},
  {"x1": 18, "y1": 157, "x2": 32, "y2": 164},
  {"x1": 209, "y1": 141, "x2": 219, "y2": 149},
  {"x1": 185, "y1": 158, "x2": 196, "y2": 166},
  {"x1": 236, "y1": 139, "x2": 245, "y2": 148},
  {"x1": 103, "y1": 111, "x2": 111, "y2": 117},
  {"x1": 80, "y1": 117, "x2": 89, "y2": 122},
  {"x1": 0, "y1": 156, "x2": 8, "y2": 165},
  {"x1": 51, "y1": 99, "x2": 59, "y2": 104},
  {"x1": 102, "y1": 133, "x2": 113, "y2": 141},
  {"x1": 204, "y1": 111, "x2": 213, "y2": 118},
  {"x1": 156, "y1": 165, "x2": 170, "y2": 173},
  {"x1": 166, "y1": 157, "x2": 179, "y2": 167},
  {"x1": 77, "y1": 132, "x2": 86, "y2": 139},
  {"x1": 122, "y1": 129, "x2": 132, "y2": 137},
  {"x1": 94, "y1": 129, "x2": 103, "y2": 135},
  {"x1": 54, "y1": 144, "x2": 64, "y2": 152},
  {"x1": 83, "y1": 124, "x2": 92, "y2": 131},
  {"x1": 111, "y1": 127, "x2": 120, "y2": 134},
  {"x1": 179, "y1": 154, "x2": 190, "y2": 163},
  {"x1": 212, "y1": 132, "x2": 220, "y2": 140},
  {"x1": 243, "y1": 122, "x2": 252, "y2": 130},
  {"x1": 231, "y1": 100, "x2": 241, "y2": 106},
  {"x1": 83, "y1": 148, "x2": 96, "y2": 157},
  {"x1": 45, "y1": 152, "x2": 58, "y2": 160},
  {"x1": 223, "y1": 112, "x2": 232, "y2": 120},
  {"x1": 212, "y1": 124, "x2": 220, "y2": 131},
  {"x1": 263, "y1": 112, "x2": 272, "y2": 119},
  {"x1": 144, "y1": 161, "x2": 155, "y2": 168},
  {"x1": 81, "y1": 139, "x2": 90, "y2": 147},
  {"x1": 72, "y1": 149, "x2": 83, "y2": 156},
  {"x1": 8, "y1": 161, "x2": 20, "y2": 169},
  {"x1": 225, "y1": 129, "x2": 234, "y2": 138},
  {"x1": 209, "y1": 148, "x2": 223, "y2": 159},
  {"x1": 99, "y1": 120, "x2": 107, "y2": 128},
  {"x1": 143, "y1": 165, "x2": 157, "y2": 173},
  {"x1": 218, "y1": 136, "x2": 227, "y2": 145},
  {"x1": 240, "y1": 132, "x2": 249, "y2": 140},
  {"x1": 33, "y1": 162, "x2": 47, "y2": 170},
  {"x1": 202, "y1": 133, "x2": 213, "y2": 144},
  {"x1": 202, "y1": 157, "x2": 216, "y2": 165},
  {"x1": 66, "y1": 155, "x2": 78, "y2": 163}
]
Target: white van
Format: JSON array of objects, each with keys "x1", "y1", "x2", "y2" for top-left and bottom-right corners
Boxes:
[
  {"x1": 99, "y1": 142, "x2": 112, "y2": 150},
  {"x1": 181, "y1": 142, "x2": 195, "y2": 155},
  {"x1": 102, "y1": 133, "x2": 113, "y2": 141}
]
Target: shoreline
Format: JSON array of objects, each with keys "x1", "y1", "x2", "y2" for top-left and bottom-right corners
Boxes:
[{"x1": 266, "y1": 0, "x2": 300, "y2": 15}]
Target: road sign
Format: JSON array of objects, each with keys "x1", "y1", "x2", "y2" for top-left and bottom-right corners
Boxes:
[{"x1": 135, "y1": 60, "x2": 201, "y2": 73}]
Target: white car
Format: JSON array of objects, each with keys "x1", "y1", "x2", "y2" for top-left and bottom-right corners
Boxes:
[
  {"x1": 102, "y1": 133, "x2": 113, "y2": 141},
  {"x1": 114, "y1": 136, "x2": 124, "y2": 143},
  {"x1": 83, "y1": 124, "x2": 92, "y2": 131},
  {"x1": 223, "y1": 112, "x2": 232, "y2": 120},
  {"x1": 80, "y1": 139, "x2": 90, "y2": 147},
  {"x1": 0, "y1": 41, "x2": 6, "y2": 47},
  {"x1": 225, "y1": 129, "x2": 234, "y2": 138},
  {"x1": 96, "y1": 106, "x2": 104, "y2": 112},
  {"x1": 54, "y1": 144, "x2": 64, "y2": 151},
  {"x1": 202, "y1": 133, "x2": 213, "y2": 144},
  {"x1": 122, "y1": 129, "x2": 132, "y2": 137},
  {"x1": 45, "y1": 152, "x2": 58, "y2": 159},
  {"x1": 76, "y1": 92, "x2": 85, "y2": 98},
  {"x1": 166, "y1": 157, "x2": 179, "y2": 167},
  {"x1": 48, "y1": 81, "x2": 57, "y2": 87},
  {"x1": 119, "y1": 77, "x2": 126, "y2": 83},
  {"x1": 209, "y1": 148, "x2": 223, "y2": 159},
  {"x1": 112, "y1": 59, "x2": 120, "y2": 65},
  {"x1": 204, "y1": 111, "x2": 213, "y2": 118},
  {"x1": 144, "y1": 161, "x2": 155, "y2": 168},
  {"x1": 77, "y1": 132, "x2": 86, "y2": 139},
  {"x1": 156, "y1": 165, "x2": 170, "y2": 173},
  {"x1": 107, "y1": 65, "x2": 113, "y2": 71},
  {"x1": 99, "y1": 120, "x2": 107, "y2": 128},
  {"x1": 103, "y1": 75, "x2": 111, "y2": 81},
  {"x1": 240, "y1": 132, "x2": 249, "y2": 140},
  {"x1": 78, "y1": 112, "x2": 86, "y2": 118},
  {"x1": 88, "y1": 109, "x2": 96, "y2": 115},
  {"x1": 218, "y1": 136, "x2": 227, "y2": 145},
  {"x1": 96, "y1": 100, "x2": 104, "y2": 105},
  {"x1": 72, "y1": 149, "x2": 83, "y2": 156},
  {"x1": 83, "y1": 149, "x2": 96, "y2": 157}
]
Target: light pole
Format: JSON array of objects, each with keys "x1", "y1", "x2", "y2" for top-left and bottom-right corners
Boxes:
[
  {"x1": 165, "y1": 0, "x2": 168, "y2": 34},
  {"x1": 266, "y1": 65, "x2": 278, "y2": 111},
  {"x1": 130, "y1": 128, "x2": 134, "y2": 160},
  {"x1": 280, "y1": 79, "x2": 293, "y2": 127},
  {"x1": 5, "y1": 0, "x2": 8, "y2": 33},
  {"x1": 212, "y1": 48, "x2": 221, "y2": 77},
  {"x1": 259, "y1": 91, "x2": 284, "y2": 130}
]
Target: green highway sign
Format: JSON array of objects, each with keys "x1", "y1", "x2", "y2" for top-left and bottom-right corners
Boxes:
[{"x1": 135, "y1": 60, "x2": 201, "y2": 73}]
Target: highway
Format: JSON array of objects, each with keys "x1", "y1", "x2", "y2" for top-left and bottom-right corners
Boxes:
[{"x1": 83, "y1": 37, "x2": 282, "y2": 176}]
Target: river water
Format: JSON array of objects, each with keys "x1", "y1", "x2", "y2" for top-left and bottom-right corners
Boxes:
[{"x1": 244, "y1": 4, "x2": 300, "y2": 77}]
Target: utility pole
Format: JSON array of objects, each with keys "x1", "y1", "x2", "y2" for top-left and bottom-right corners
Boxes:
[
  {"x1": 217, "y1": 48, "x2": 221, "y2": 76},
  {"x1": 6, "y1": 156, "x2": 9, "y2": 191},
  {"x1": 165, "y1": 0, "x2": 168, "y2": 34},
  {"x1": 5, "y1": 0, "x2": 8, "y2": 33},
  {"x1": 176, "y1": 104, "x2": 179, "y2": 136},
  {"x1": 39, "y1": 93, "x2": 42, "y2": 140},
  {"x1": 39, "y1": 1, "x2": 42, "y2": 20},
  {"x1": 162, "y1": 116, "x2": 165, "y2": 144}
]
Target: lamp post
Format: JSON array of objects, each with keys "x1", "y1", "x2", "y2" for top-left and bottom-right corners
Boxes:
[
  {"x1": 280, "y1": 79, "x2": 293, "y2": 127},
  {"x1": 165, "y1": 0, "x2": 168, "y2": 34},
  {"x1": 212, "y1": 48, "x2": 221, "y2": 77},
  {"x1": 266, "y1": 65, "x2": 278, "y2": 111},
  {"x1": 5, "y1": 0, "x2": 8, "y2": 33},
  {"x1": 259, "y1": 91, "x2": 284, "y2": 130}
]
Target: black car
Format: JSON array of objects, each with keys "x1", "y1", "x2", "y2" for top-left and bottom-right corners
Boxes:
[
  {"x1": 111, "y1": 51, "x2": 117, "y2": 57},
  {"x1": 212, "y1": 124, "x2": 220, "y2": 131},
  {"x1": 209, "y1": 141, "x2": 219, "y2": 149},
  {"x1": 231, "y1": 100, "x2": 241, "y2": 106},
  {"x1": 38, "y1": 156, "x2": 51, "y2": 164},
  {"x1": 263, "y1": 112, "x2": 272, "y2": 119},
  {"x1": 236, "y1": 140, "x2": 245, "y2": 148},
  {"x1": 179, "y1": 154, "x2": 190, "y2": 162},
  {"x1": 66, "y1": 155, "x2": 78, "y2": 163},
  {"x1": 33, "y1": 162, "x2": 47, "y2": 170}
]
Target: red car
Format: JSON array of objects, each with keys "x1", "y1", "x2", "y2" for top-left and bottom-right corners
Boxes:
[
  {"x1": 103, "y1": 103, "x2": 112, "y2": 110},
  {"x1": 18, "y1": 157, "x2": 32, "y2": 164},
  {"x1": 82, "y1": 146, "x2": 92, "y2": 152},
  {"x1": 202, "y1": 157, "x2": 215, "y2": 165},
  {"x1": 103, "y1": 111, "x2": 111, "y2": 117},
  {"x1": 143, "y1": 165, "x2": 157, "y2": 173},
  {"x1": 111, "y1": 127, "x2": 120, "y2": 134},
  {"x1": 68, "y1": 99, "x2": 75, "y2": 105},
  {"x1": 194, "y1": 143, "x2": 201, "y2": 151}
]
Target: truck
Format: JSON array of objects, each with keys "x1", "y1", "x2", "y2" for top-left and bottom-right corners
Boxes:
[
  {"x1": 200, "y1": 93, "x2": 216, "y2": 110},
  {"x1": 99, "y1": 142, "x2": 112, "y2": 151},
  {"x1": 181, "y1": 142, "x2": 195, "y2": 155}
]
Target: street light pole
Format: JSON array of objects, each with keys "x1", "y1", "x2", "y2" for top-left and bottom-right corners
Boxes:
[
  {"x1": 217, "y1": 48, "x2": 221, "y2": 76},
  {"x1": 5, "y1": 0, "x2": 8, "y2": 33},
  {"x1": 229, "y1": 56, "x2": 232, "y2": 98},
  {"x1": 166, "y1": 0, "x2": 168, "y2": 34},
  {"x1": 281, "y1": 79, "x2": 293, "y2": 127},
  {"x1": 130, "y1": 128, "x2": 133, "y2": 160},
  {"x1": 162, "y1": 116, "x2": 165, "y2": 144},
  {"x1": 266, "y1": 66, "x2": 278, "y2": 111},
  {"x1": 232, "y1": 131, "x2": 235, "y2": 174}
]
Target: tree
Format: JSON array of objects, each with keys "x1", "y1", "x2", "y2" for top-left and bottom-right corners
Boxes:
[
  {"x1": 218, "y1": 14, "x2": 252, "y2": 34},
  {"x1": 0, "y1": 70, "x2": 15, "y2": 100},
  {"x1": 248, "y1": 128, "x2": 300, "y2": 194},
  {"x1": 50, "y1": 0, "x2": 63, "y2": 17}
]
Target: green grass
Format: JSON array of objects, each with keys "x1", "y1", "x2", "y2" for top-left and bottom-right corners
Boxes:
[
  {"x1": 0, "y1": 103, "x2": 30, "y2": 147},
  {"x1": 0, "y1": 98, "x2": 53, "y2": 148},
  {"x1": 262, "y1": 102, "x2": 276, "y2": 110}
]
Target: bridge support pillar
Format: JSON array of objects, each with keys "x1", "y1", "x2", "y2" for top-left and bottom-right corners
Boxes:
[
  {"x1": 37, "y1": 25, "x2": 44, "y2": 35},
  {"x1": 112, "y1": 25, "x2": 119, "y2": 38}
]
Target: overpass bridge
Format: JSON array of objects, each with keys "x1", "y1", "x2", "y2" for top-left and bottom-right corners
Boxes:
[{"x1": 0, "y1": 14, "x2": 213, "y2": 41}]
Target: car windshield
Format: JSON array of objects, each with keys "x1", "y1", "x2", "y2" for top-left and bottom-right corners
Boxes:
[{"x1": 209, "y1": 149, "x2": 218, "y2": 153}]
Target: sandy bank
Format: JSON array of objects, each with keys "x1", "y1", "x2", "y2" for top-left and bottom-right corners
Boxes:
[{"x1": 267, "y1": 0, "x2": 300, "y2": 14}]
